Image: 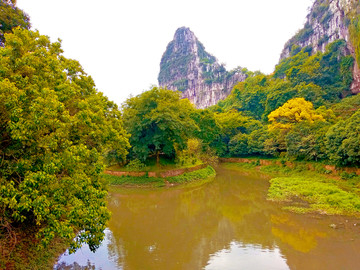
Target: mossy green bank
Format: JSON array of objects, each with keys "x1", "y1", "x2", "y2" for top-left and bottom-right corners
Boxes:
[
  {"x1": 103, "y1": 166, "x2": 216, "y2": 187},
  {"x1": 223, "y1": 161, "x2": 360, "y2": 216}
]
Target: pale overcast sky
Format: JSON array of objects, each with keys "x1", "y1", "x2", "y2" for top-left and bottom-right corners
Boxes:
[{"x1": 16, "y1": 0, "x2": 314, "y2": 106}]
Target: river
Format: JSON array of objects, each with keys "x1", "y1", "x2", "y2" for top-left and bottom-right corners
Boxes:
[{"x1": 55, "y1": 165, "x2": 360, "y2": 270}]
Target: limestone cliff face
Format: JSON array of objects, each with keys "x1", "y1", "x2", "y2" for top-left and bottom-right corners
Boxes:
[
  {"x1": 158, "y1": 27, "x2": 247, "y2": 108},
  {"x1": 279, "y1": 0, "x2": 360, "y2": 93}
]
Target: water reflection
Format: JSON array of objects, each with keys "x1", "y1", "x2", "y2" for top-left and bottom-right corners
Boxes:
[
  {"x1": 205, "y1": 241, "x2": 289, "y2": 270},
  {"x1": 271, "y1": 214, "x2": 327, "y2": 253},
  {"x1": 55, "y1": 229, "x2": 121, "y2": 270},
  {"x1": 56, "y1": 166, "x2": 360, "y2": 270}
]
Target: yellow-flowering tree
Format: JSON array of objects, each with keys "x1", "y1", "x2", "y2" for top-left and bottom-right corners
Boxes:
[
  {"x1": 265, "y1": 98, "x2": 324, "y2": 156},
  {"x1": 268, "y1": 98, "x2": 324, "y2": 130}
]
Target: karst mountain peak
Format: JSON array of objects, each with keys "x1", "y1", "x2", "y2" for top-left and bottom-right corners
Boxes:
[{"x1": 158, "y1": 26, "x2": 247, "y2": 108}]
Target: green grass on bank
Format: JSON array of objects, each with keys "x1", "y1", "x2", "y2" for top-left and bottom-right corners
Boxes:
[
  {"x1": 102, "y1": 174, "x2": 166, "y2": 187},
  {"x1": 103, "y1": 166, "x2": 216, "y2": 187},
  {"x1": 223, "y1": 160, "x2": 360, "y2": 216},
  {"x1": 268, "y1": 176, "x2": 360, "y2": 215},
  {"x1": 222, "y1": 162, "x2": 259, "y2": 171},
  {"x1": 107, "y1": 157, "x2": 203, "y2": 173},
  {"x1": 167, "y1": 166, "x2": 216, "y2": 184}
]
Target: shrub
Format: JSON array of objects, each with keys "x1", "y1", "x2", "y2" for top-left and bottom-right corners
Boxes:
[{"x1": 126, "y1": 159, "x2": 146, "y2": 171}]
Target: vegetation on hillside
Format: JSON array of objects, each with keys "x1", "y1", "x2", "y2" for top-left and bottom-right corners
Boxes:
[
  {"x1": 200, "y1": 39, "x2": 359, "y2": 165},
  {"x1": 123, "y1": 37, "x2": 360, "y2": 166}
]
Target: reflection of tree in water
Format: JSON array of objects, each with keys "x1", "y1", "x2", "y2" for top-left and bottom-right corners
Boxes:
[
  {"x1": 106, "y1": 186, "x2": 220, "y2": 269},
  {"x1": 55, "y1": 260, "x2": 96, "y2": 270},
  {"x1": 106, "y1": 230, "x2": 125, "y2": 269},
  {"x1": 56, "y1": 166, "x2": 360, "y2": 270},
  {"x1": 186, "y1": 169, "x2": 285, "y2": 266},
  {"x1": 271, "y1": 214, "x2": 327, "y2": 253},
  {"x1": 270, "y1": 213, "x2": 360, "y2": 270},
  {"x1": 105, "y1": 168, "x2": 289, "y2": 269}
]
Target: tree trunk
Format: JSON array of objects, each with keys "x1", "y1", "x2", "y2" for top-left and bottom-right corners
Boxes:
[{"x1": 156, "y1": 150, "x2": 160, "y2": 165}]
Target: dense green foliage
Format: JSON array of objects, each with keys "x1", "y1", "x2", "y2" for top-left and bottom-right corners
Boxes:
[
  {"x1": 175, "y1": 138, "x2": 203, "y2": 166},
  {"x1": 204, "y1": 39, "x2": 359, "y2": 166},
  {"x1": 122, "y1": 87, "x2": 198, "y2": 163},
  {"x1": 326, "y1": 110, "x2": 360, "y2": 166},
  {"x1": 156, "y1": 38, "x2": 358, "y2": 163},
  {"x1": 0, "y1": 0, "x2": 30, "y2": 45},
  {"x1": 0, "y1": 28, "x2": 130, "y2": 257}
]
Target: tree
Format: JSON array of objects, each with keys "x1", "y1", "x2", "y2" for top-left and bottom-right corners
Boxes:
[
  {"x1": 212, "y1": 110, "x2": 264, "y2": 157},
  {"x1": 263, "y1": 79, "x2": 295, "y2": 118},
  {"x1": 175, "y1": 138, "x2": 202, "y2": 166},
  {"x1": 266, "y1": 98, "x2": 324, "y2": 156},
  {"x1": 326, "y1": 109, "x2": 360, "y2": 166},
  {"x1": 229, "y1": 133, "x2": 249, "y2": 156},
  {"x1": 191, "y1": 109, "x2": 221, "y2": 147},
  {"x1": 212, "y1": 110, "x2": 252, "y2": 156},
  {"x1": 268, "y1": 98, "x2": 324, "y2": 130},
  {"x1": 122, "y1": 87, "x2": 198, "y2": 163},
  {"x1": 0, "y1": 1, "x2": 30, "y2": 46},
  {"x1": 285, "y1": 121, "x2": 330, "y2": 161},
  {"x1": 0, "y1": 28, "x2": 130, "y2": 254},
  {"x1": 232, "y1": 74, "x2": 269, "y2": 119}
]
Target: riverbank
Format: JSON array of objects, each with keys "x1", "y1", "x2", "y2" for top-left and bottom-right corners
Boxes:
[
  {"x1": 103, "y1": 165, "x2": 216, "y2": 188},
  {"x1": 220, "y1": 157, "x2": 360, "y2": 177},
  {"x1": 1, "y1": 165, "x2": 216, "y2": 269},
  {"x1": 1, "y1": 231, "x2": 69, "y2": 270},
  {"x1": 222, "y1": 160, "x2": 360, "y2": 217}
]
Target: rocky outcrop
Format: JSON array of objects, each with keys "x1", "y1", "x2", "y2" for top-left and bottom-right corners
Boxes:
[
  {"x1": 279, "y1": 0, "x2": 360, "y2": 93},
  {"x1": 158, "y1": 27, "x2": 247, "y2": 108}
]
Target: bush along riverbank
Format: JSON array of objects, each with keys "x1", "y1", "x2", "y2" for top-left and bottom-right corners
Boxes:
[
  {"x1": 103, "y1": 165, "x2": 216, "y2": 187},
  {"x1": 222, "y1": 159, "x2": 360, "y2": 217}
]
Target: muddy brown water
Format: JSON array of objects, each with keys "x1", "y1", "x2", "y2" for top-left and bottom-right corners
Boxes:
[{"x1": 55, "y1": 165, "x2": 360, "y2": 270}]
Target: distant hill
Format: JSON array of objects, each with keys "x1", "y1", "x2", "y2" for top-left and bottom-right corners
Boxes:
[{"x1": 158, "y1": 27, "x2": 247, "y2": 109}]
